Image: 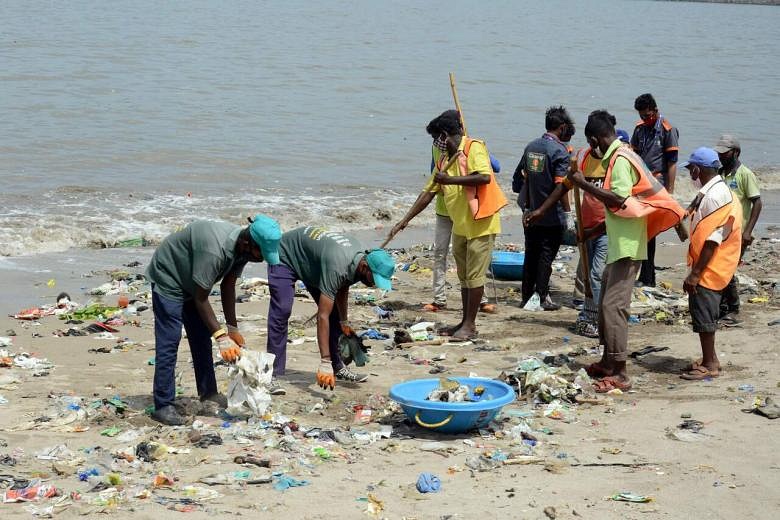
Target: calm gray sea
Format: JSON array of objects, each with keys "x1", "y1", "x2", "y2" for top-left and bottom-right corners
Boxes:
[{"x1": 1, "y1": 0, "x2": 779, "y2": 257}]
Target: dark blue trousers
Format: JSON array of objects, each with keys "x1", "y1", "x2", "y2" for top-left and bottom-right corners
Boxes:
[{"x1": 152, "y1": 289, "x2": 217, "y2": 410}]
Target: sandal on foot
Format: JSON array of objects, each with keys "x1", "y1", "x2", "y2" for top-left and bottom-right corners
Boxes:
[
  {"x1": 680, "y1": 365, "x2": 719, "y2": 380},
  {"x1": 593, "y1": 376, "x2": 632, "y2": 393},
  {"x1": 437, "y1": 324, "x2": 462, "y2": 337},
  {"x1": 682, "y1": 359, "x2": 721, "y2": 373}
]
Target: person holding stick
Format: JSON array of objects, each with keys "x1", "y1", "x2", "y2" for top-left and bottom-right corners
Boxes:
[
  {"x1": 387, "y1": 110, "x2": 506, "y2": 341},
  {"x1": 567, "y1": 110, "x2": 684, "y2": 392}
]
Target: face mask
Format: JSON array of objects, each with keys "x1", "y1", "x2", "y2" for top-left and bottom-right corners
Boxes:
[
  {"x1": 690, "y1": 167, "x2": 702, "y2": 189},
  {"x1": 433, "y1": 136, "x2": 448, "y2": 152},
  {"x1": 721, "y1": 153, "x2": 736, "y2": 169},
  {"x1": 591, "y1": 146, "x2": 604, "y2": 159}
]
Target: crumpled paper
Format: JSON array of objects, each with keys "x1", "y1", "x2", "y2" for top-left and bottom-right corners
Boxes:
[{"x1": 226, "y1": 351, "x2": 275, "y2": 417}]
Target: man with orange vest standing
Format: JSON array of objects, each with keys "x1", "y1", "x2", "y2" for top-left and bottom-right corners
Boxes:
[
  {"x1": 389, "y1": 109, "x2": 507, "y2": 341},
  {"x1": 680, "y1": 148, "x2": 742, "y2": 380},
  {"x1": 631, "y1": 93, "x2": 680, "y2": 288},
  {"x1": 567, "y1": 111, "x2": 684, "y2": 392}
]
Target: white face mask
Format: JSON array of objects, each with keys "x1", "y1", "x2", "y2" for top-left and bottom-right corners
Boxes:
[
  {"x1": 591, "y1": 146, "x2": 604, "y2": 159},
  {"x1": 691, "y1": 176, "x2": 703, "y2": 190}
]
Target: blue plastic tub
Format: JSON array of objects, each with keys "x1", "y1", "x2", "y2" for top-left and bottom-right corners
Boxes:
[
  {"x1": 389, "y1": 377, "x2": 516, "y2": 434},
  {"x1": 490, "y1": 251, "x2": 525, "y2": 280}
]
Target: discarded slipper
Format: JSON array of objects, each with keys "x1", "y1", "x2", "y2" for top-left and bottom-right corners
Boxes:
[
  {"x1": 680, "y1": 365, "x2": 719, "y2": 380},
  {"x1": 750, "y1": 397, "x2": 780, "y2": 419},
  {"x1": 630, "y1": 345, "x2": 670, "y2": 358},
  {"x1": 593, "y1": 376, "x2": 632, "y2": 393}
]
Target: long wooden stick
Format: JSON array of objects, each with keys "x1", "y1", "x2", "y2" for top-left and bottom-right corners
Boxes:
[
  {"x1": 449, "y1": 72, "x2": 467, "y2": 136},
  {"x1": 573, "y1": 184, "x2": 593, "y2": 298},
  {"x1": 449, "y1": 72, "x2": 498, "y2": 306}
]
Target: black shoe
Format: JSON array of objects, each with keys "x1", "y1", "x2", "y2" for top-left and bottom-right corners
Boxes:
[
  {"x1": 200, "y1": 392, "x2": 227, "y2": 408},
  {"x1": 151, "y1": 405, "x2": 187, "y2": 426},
  {"x1": 541, "y1": 296, "x2": 560, "y2": 311}
]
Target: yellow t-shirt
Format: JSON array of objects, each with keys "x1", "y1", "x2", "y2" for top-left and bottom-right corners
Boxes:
[{"x1": 425, "y1": 137, "x2": 501, "y2": 240}]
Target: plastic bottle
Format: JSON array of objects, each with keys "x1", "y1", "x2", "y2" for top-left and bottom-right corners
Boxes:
[{"x1": 117, "y1": 294, "x2": 129, "y2": 309}]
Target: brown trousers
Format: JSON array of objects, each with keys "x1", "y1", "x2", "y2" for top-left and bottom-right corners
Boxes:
[{"x1": 598, "y1": 257, "x2": 641, "y2": 362}]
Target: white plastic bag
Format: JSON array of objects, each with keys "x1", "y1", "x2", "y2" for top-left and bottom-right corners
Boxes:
[
  {"x1": 226, "y1": 351, "x2": 275, "y2": 417},
  {"x1": 523, "y1": 293, "x2": 542, "y2": 311}
]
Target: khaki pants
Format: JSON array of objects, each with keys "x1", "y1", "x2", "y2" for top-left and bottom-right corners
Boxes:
[
  {"x1": 452, "y1": 233, "x2": 495, "y2": 289},
  {"x1": 598, "y1": 257, "x2": 641, "y2": 362}
]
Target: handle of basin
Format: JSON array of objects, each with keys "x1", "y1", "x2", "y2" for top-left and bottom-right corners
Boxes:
[{"x1": 415, "y1": 411, "x2": 453, "y2": 429}]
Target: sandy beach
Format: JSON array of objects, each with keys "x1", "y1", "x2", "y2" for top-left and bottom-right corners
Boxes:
[{"x1": 1, "y1": 222, "x2": 778, "y2": 520}]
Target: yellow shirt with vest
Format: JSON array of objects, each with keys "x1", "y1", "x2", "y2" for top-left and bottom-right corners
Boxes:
[{"x1": 424, "y1": 136, "x2": 505, "y2": 240}]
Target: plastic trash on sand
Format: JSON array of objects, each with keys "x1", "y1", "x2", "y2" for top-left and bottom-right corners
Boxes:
[
  {"x1": 523, "y1": 293, "x2": 542, "y2": 311},
  {"x1": 226, "y1": 350, "x2": 275, "y2": 417},
  {"x1": 609, "y1": 492, "x2": 653, "y2": 503}
]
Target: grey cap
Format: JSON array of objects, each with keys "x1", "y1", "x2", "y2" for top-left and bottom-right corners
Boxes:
[{"x1": 714, "y1": 134, "x2": 740, "y2": 153}]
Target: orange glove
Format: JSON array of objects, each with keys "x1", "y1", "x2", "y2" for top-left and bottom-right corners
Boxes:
[
  {"x1": 227, "y1": 324, "x2": 245, "y2": 347},
  {"x1": 339, "y1": 321, "x2": 356, "y2": 337},
  {"x1": 316, "y1": 360, "x2": 335, "y2": 390},
  {"x1": 216, "y1": 335, "x2": 241, "y2": 363}
]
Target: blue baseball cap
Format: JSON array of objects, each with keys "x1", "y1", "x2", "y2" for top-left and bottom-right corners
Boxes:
[
  {"x1": 249, "y1": 214, "x2": 282, "y2": 265},
  {"x1": 365, "y1": 249, "x2": 395, "y2": 291},
  {"x1": 680, "y1": 147, "x2": 721, "y2": 169},
  {"x1": 616, "y1": 129, "x2": 630, "y2": 143}
]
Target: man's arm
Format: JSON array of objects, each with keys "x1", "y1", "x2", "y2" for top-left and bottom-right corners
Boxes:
[
  {"x1": 434, "y1": 171, "x2": 490, "y2": 186},
  {"x1": 387, "y1": 190, "x2": 436, "y2": 240},
  {"x1": 684, "y1": 241, "x2": 718, "y2": 294},
  {"x1": 335, "y1": 285, "x2": 350, "y2": 332},
  {"x1": 522, "y1": 183, "x2": 569, "y2": 226},
  {"x1": 744, "y1": 196, "x2": 762, "y2": 246},
  {"x1": 220, "y1": 271, "x2": 239, "y2": 329},
  {"x1": 567, "y1": 170, "x2": 626, "y2": 208},
  {"x1": 193, "y1": 285, "x2": 221, "y2": 334},
  {"x1": 315, "y1": 294, "x2": 336, "y2": 361},
  {"x1": 666, "y1": 161, "x2": 677, "y2": 194}
]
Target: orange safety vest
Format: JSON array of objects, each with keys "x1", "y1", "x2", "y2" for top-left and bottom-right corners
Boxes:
[
  {"x1": 603, "y1": 146, "x2": 685, "y2": 240},
  {"x1": 437, "y1": 138, "x2": 508, "y2": 220},
  {"x1": 688, "y1": 186, "x2": 742, "y2": 291}
]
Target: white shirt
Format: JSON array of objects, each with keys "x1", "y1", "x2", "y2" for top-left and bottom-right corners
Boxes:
[{"x1": 691, "y1": 176, "x2": 734, "y2": 244}]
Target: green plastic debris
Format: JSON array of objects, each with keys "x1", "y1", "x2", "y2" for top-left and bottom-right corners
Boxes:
[
  {"x1": 100, "y1": 426, "x2": 122, "y2": 437},
  {"x1": 312, "y1": 446, "x2": 332, "y2": 460}
]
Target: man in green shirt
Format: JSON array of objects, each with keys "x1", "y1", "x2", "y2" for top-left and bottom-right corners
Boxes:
[
  {"x1": 146, "y1": 215, "x2": 282, "y2": 426},
  {"x1": 266, "y1": 226, "x2": 395, "y2": 392},
  {"x1": 566, "y1": 110, "x2": 647, "y2": 393},
  {"x1": 714, "y1": 134, "x2": 762, "y2": 322}
]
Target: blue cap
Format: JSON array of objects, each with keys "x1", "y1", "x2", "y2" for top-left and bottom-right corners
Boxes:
[
  {"x1": 365, "y1": 249, "x2": 395, "y2": 291},
  {"x1": 680, "y1": 147, "x2": 721, "y2": 169},
  {"x1": 249, "y1": 214, "x2": 282, "y2": 265},
  {"x1": 616, "y1": 129, "x2": 630, "y2": 143},
  {"x1": 489, "y1": 154, "x2": 501, "y2": 174}
]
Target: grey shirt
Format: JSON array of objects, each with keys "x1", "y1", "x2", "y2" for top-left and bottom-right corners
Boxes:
[
  {"x1": 146, "y1": 220, "x2": 247, "y2": 301},
  {"x1": 630, "y1": 116, "x2": 679, "y2": 180},
  {"x1": 278, "y1": 226, "x2": 365, "y2": 300}
]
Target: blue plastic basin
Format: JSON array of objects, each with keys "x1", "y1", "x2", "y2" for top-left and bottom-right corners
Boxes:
[
  {"x1": 490, "y1": 251, "x2": 525, "y2": 281},
  {"x1": 389, "y1": 377, "x2": 516, "y2": 434}
]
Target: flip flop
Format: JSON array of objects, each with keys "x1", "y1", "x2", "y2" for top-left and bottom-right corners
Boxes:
[
  {"x1": 680, "y1": 365, "x2": 719, "y2": 380},
  {"x1": 448, "y1": 332, "x2": 478, "y2": 343},
  {"x1": 585, "y1": 363, "x2": 611, "y2": 378},
  {"x1": 682, "y1": 359, "x2": 722, "y2": 373},
  {"x1": 593, "y1": 376, "x2": 632, "y2": 393},
  {"x1": 630, "y1": 345, "x2": 670, "y2": 358}
]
